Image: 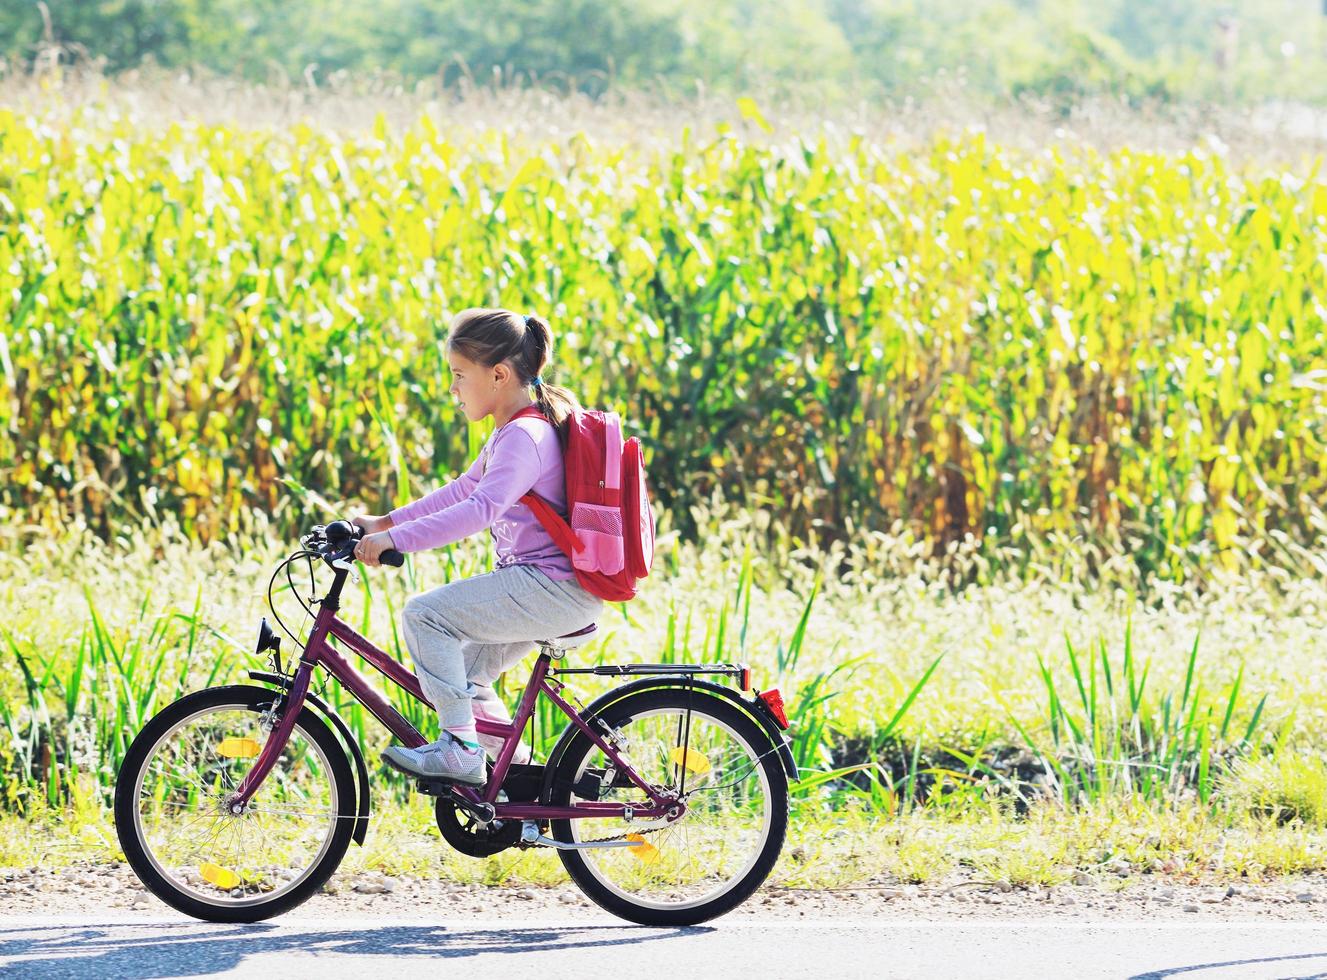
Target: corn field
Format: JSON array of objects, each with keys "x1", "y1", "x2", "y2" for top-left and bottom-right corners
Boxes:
[{"x1": 0, "y1": 105, "x2": 1323, "y2": 584}]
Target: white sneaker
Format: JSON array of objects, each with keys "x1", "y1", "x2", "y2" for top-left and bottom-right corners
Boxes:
[{"x1": 382, "y1": 732, "x2": 487, "y2": 786}]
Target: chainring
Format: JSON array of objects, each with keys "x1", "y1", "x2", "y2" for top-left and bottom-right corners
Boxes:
[
  {"x1": 434, "y1": 762, "x2": 546, "y2": 858},
  {"x1": 434, "y1": 798, "x2": 522, "y2": 857}
]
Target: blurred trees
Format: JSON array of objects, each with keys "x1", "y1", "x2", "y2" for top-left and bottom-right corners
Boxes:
[{"x1": 0, "y1": 0, "x2": 1323, "y2": 104}]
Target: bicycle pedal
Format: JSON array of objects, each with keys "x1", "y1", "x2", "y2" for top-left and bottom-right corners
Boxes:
[{"x1": 417, "y1": 776, "x2": 487, "y2": 794}]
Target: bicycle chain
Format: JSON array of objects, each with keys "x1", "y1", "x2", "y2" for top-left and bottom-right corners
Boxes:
[{"x1": 580, "y1": 821, "x2": 674, "y2": 844}]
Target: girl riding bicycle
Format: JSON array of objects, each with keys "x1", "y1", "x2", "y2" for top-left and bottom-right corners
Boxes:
[
  {"x1": 350, "y1": 307, "x2": 604, "y2": 786},
  {"x1": 114, "y1": 318, "x2": 793, "y2": 923}
]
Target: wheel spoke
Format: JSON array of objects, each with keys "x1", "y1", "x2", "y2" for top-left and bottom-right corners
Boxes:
[
  {"x1": 152, "y1": 799, "x2": 215, "y2": 812},
  {"x1": 249, "y1": 807, "x2": 330, "y2": 818},
  {"x1": 249, "y1": 807, "x2": 347, "y2": 820}
]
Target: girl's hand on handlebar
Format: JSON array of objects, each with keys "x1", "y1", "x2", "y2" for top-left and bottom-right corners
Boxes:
[
  {"x1": 353, "y1": 531, "x2": 396, "y2": 567},
  {"x1": 351, "y1": 514, "x2": 393, "y2": 534}
]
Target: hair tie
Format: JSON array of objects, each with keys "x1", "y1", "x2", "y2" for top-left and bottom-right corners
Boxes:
[
  {"x1": 523, "y1": 314, "x2": 534, "y2": 327},
  {"x1": 531, "y1": 375, "x2": 544, "y2": 388}
]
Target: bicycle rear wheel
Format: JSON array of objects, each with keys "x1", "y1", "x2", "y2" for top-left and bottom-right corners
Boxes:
[
  {"x1": 549, "y1": 687, "x2": 789, "y2": 925},
  {"x1": 114, "y1": 684, "x2": 356, "y2": 922}
]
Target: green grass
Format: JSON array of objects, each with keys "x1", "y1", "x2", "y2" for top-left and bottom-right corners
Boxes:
[
  {"x1": 2, "y1": 495, "x2": 1326, "y2": 872},
  {"x1": 10, "y1": 789, "x2": 1327, "y2": 890},
  {"x1": 2, "y1": 497, "x2": 1327, "y2": 884},
  {"x1": 3, "y1": 79, "x2": 1326, "y2": 889}
]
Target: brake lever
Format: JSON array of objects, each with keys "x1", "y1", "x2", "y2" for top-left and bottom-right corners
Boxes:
[
  {"x1": 330, "y1": 553, "x2": 361, "y2": 583},
  {"x1": 325, "y1": 530, "x2": 362, "y2": 577}
]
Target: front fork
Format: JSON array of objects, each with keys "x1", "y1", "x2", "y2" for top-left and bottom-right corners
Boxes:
[{"x1": 227, "y1": 660, "x2": 317, "y2": 810}]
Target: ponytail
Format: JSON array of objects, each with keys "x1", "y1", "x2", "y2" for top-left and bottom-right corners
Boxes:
[
  {"x1": 521, "y1": 313, "x2": 580, "y2": 436},
  {"x1": 533, "y1": 378, "x2": 580, "y2": 433}
]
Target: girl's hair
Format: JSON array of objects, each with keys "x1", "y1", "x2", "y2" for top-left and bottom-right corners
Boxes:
[{"x1": 445, "y1": 307, "x2": 581, "y2": 434}]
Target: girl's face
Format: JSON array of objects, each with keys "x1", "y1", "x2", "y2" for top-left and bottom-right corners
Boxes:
[
  {"x1": 448, "y1": 350, "x2": 526, "y2": 423},
  {"x1": 447, "y1": 352, "x2": 495, "y2": 422}
]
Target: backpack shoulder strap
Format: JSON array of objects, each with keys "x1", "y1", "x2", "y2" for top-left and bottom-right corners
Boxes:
[
  {"x1": 521, "y1": 491, "x2": 583, "y2": 554},
  {"x1": 512, "y1": 404, "x2": 583, "y2": 554},
  {"x1": 510, "y1": 405, "x2": 552, "y2": 425}
]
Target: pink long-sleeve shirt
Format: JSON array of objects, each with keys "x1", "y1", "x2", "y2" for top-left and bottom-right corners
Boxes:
[{"x1": 387, "y1": 414, "x2": 576, "y2": 581}]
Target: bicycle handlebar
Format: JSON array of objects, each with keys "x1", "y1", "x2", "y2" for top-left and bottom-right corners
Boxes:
[{"x1": 307, "y1": 520, "x2": 405, "y2": 568}]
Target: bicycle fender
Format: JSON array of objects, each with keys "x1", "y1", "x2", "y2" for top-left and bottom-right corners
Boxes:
[
  {"x1": 607, "y1": 677, "x2": 797, "y2": 780},
  {"x1": 248, "y1": 670, "x2": 371, "y2": 847},
  {"x1": 540, "y1": 676, "x2": 798, "y2": 803}
]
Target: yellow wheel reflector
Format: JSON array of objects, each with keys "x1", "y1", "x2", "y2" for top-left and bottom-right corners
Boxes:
[
  {"x1": 625, "y1": 834, "x2": 660, "y2": 864},
  {"x1": 217, "y1": 737, "x2": 261, "y2": 758},
  {"x1": 669, "y1": 747, "x2": 711, "y2": 775},
  {"x1": 200, "y1": 863, "x2": 242, "y2": 889}
]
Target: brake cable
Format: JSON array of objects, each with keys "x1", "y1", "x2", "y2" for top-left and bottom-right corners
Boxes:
[{"x1": 266, "y1": 542, "x2": 331, "y2": 647}]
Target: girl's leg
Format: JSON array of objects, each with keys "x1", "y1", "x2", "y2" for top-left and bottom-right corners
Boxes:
[
  {"x1": 399, "y1": 564, "x2": 603, "y2": 742},
  {"x1": 398, "y1": 586, "x2": 481, "y2": 741},
  {"x1": 467, "y1": 643, "x2": 539, "y2": 762}
]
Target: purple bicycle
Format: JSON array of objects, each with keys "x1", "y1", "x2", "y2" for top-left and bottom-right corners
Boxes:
[{"x1": 114, "y1": 520, "x2": 794, "y2": 926}]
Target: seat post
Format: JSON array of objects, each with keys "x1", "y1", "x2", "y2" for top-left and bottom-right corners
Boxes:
[
  {"x1": 535, "y1": 623, "x2": 598, "y2": 657},
  {"x1": 538, "y1": 641, "x2": 565, "y2": 660}
]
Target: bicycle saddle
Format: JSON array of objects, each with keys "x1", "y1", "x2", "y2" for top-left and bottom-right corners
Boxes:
[{"x1": 538, "y1": 623, "x2": 597, "y2": 650}]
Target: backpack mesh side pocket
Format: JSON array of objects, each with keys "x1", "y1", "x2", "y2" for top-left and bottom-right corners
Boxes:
[{"x1": 570, "y1": 503, "x2": 625, "y2": 574}]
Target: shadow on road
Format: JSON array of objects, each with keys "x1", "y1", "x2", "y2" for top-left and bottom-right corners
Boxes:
[
  {"x1": 1129, "y1": 950, "x2": 1327, "y2": 979},
  {"x1": 0, "y1": 920, "x2": 707, "y2": 978}
]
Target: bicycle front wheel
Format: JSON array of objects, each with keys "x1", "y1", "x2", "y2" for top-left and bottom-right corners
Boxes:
[
  {"x1": 549, "y1": 687, "x2": 789, "y2": 926},
  {"x1": 114, "y1": 684, "x2": 356, "y2": 922}
]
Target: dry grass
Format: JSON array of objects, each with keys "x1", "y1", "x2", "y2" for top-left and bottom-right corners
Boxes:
[
  {"x1": 8, "y1": 787, "x2": 1327, "y2": 889},
  {"x1": 2, "y1": 62, "x2": 1325, "y2": 164}
]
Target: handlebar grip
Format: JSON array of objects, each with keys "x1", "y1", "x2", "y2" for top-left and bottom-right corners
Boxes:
[{"x1": 381, "y1": 550, "x2": 406, "y2": 568}]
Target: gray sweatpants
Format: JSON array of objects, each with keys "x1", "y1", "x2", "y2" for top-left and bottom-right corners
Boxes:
[{"x1": 400, "y1": 563, "x2": 604, "y2": 742}]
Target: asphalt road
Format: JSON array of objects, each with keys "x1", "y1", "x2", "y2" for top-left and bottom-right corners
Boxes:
[{"x1": 3, "y1": 916, "x2": 1327, "y2": 979}]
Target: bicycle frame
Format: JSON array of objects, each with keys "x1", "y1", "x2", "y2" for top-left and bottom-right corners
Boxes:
[{"x1": 230, "y1": 562, "x2": 678, "y2": 822}]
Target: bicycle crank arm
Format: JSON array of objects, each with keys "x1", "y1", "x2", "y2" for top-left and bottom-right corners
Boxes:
[
  {"x1": 418, "y1": 781, "x2": 497, "y2": 824},
  {"x1": 519, "y1": 822, "x2": 640, "y2": 850}
]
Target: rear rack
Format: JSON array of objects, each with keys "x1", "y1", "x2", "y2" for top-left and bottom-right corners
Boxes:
[{"x1": 549, "y1": 662, "x2": 752, "y2": 690}]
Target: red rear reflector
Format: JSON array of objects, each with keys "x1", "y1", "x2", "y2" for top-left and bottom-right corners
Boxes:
[
  {"x1": 758, "y1": 688, "x2": 789, "y2": 729},
  {"x1": 739, "y1": 666, "x2": 752, "y2": 691}
]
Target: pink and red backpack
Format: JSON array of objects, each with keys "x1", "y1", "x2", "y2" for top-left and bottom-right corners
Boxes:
[{"x1": 510, "y1": 405, "x2": 656, "y2": 602}]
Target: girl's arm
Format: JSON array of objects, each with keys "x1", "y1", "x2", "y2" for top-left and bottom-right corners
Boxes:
[
  {"x1": 388, "y1": 452, "x2": 484, "y2": 527},
  {"x1": 388, "y1": 428, "x2": 543, "y2": 553}
]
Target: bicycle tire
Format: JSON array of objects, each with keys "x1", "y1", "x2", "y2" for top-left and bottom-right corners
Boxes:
[
  {"x1": 114, "y1": 684, "x2": 357, "y2": 923},
  {"x1": 548, "y1": 686, "x2": 789, "y2": 926}
]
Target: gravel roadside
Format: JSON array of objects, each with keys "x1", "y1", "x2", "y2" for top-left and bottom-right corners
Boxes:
[{"x1": 6, "y1": 864, "x2": 1327, "y2": 922}]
